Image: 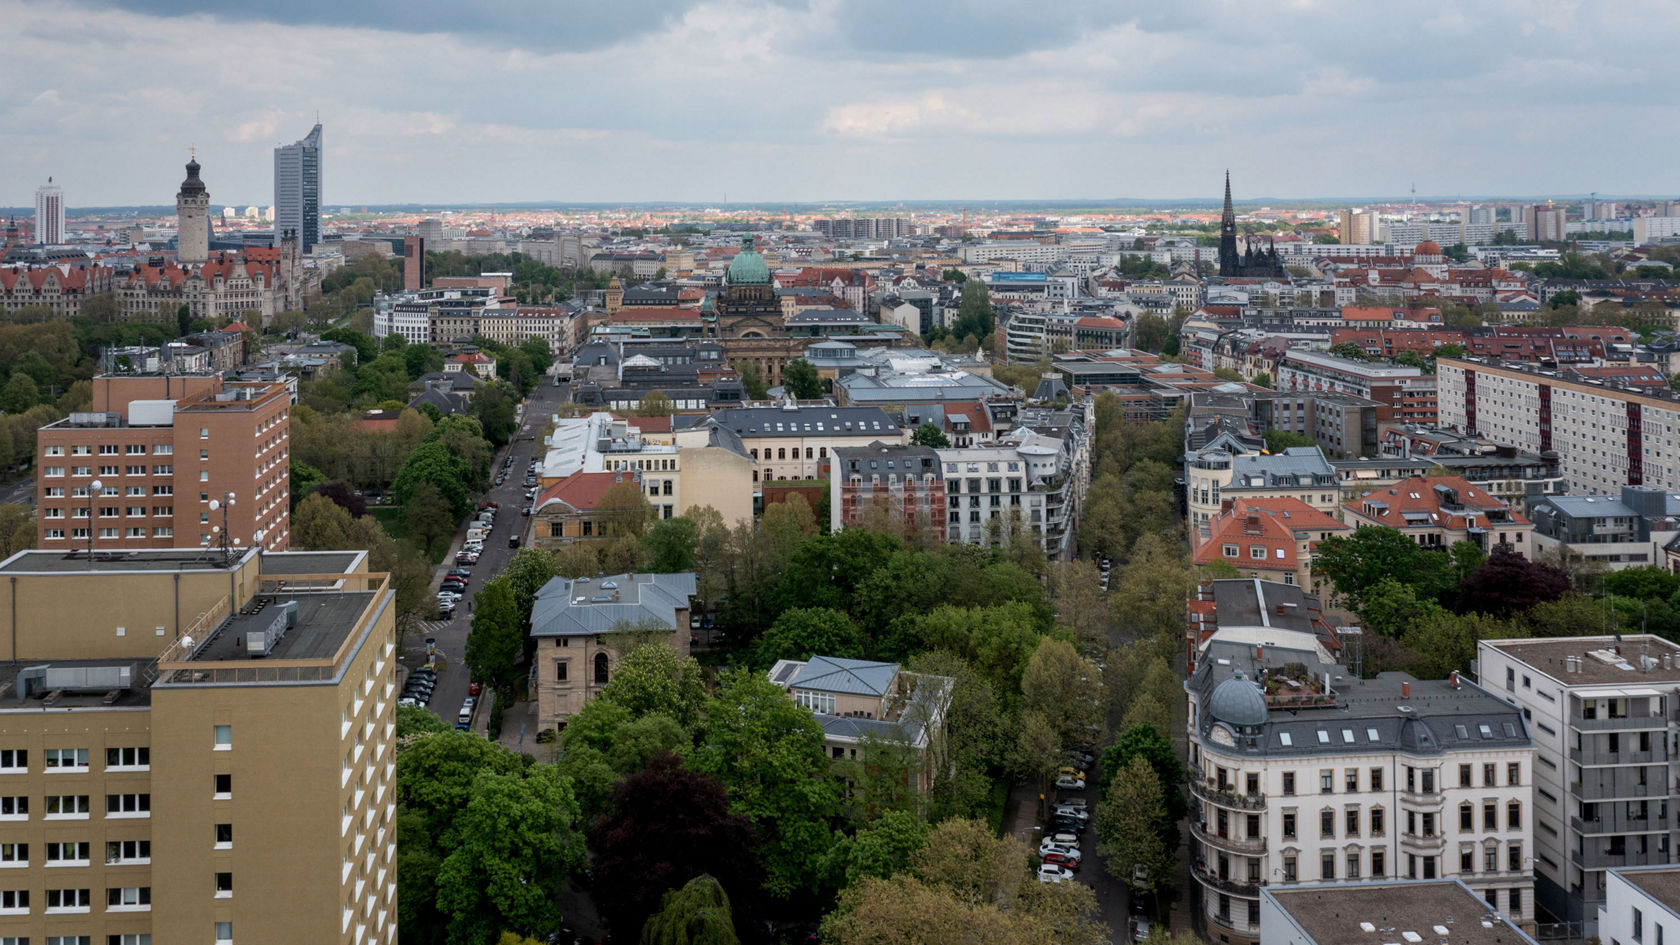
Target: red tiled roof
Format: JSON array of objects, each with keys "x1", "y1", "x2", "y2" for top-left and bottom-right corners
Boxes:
[
  {"x1": 1346, "y1": 475, "x2": 1530, "y2": 531},
  {"x1": 534, "y1": 471, "x2": 634, "y2": 513},
  {"x1": 220, "y1": 321, "x2": 254, "y2": 333}
]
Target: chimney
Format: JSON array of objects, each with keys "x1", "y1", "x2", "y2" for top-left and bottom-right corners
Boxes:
[
  {"x1": 1256, "y1": 644, "x2": 1264, "y2": 661},
  {"x1": 1401, "y1": 680, "x2": 1411, "y2": 699},
  {"x1": 1449, "y1": 670, "x2": 1459, "y2": 689}
]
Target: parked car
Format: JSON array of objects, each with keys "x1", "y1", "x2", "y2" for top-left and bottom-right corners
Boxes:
[
  {"x1": 1054, "y1": 775, "x2": 1086, "y2": 790},
  {"x1": 468, "y1": 682, "x2": 483, "y2": 696},
  {"x1": 1045, "y1": 830, "x2": 1079, "y2": 847},
  {"x1": 1041, "y1": 852, "x2": 1079, "y2": 872},
  {"x1": 446, "y1": 568, "x2": 472, "y2": 579},
  {"x1": 1052, "y1": 805, "x2": 1089, "y2": 823},
  {"x1": 1036, "y1": 863, "x2": 1074, "y2": 884},
  {"x1": 1132, "y1": 919, "x2": 1152, "y2": 942},
  {"x1": 1038, "y1": 840, "x2": 1082, "y2": 861},
  {"x1": 1056, "y1": 765, "x2": 1086, "y2": 782},
  {"x1": 1047, "y1": 818, "x2": 1085, "y2": 836},
  {"x1": 1057, "y1": 796, "x2": 1087, "y2": 809},
  {"x1": 438, "y1": 603, "x2": 455, "y2": 619},
  {"x1": 398, "y1": 696, "x2": 423, "y2": 708},
  {"x1": 509, "y1": 535, "x2": 521, "y2": 548}
]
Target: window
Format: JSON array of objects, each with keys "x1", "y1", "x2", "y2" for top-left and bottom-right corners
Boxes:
[
  {"x1": 213, "y1": 774, "x2": 231, "y2": 798},
  {"x1": 794, "y1": 690, "x2": 836, "y2": 714},
  {"x1": 105, "y1": 793, "x2": 150, "y2": 816},
  {"x1": 200, "y1": 428, "x2": 209, "y2": 439},
  {"x1": 593, "y1": 652, "x2": 609, "y2": 685},
  {"x1": 0, "y1": 842, "x2": 24, "y2": 866},
  {"x1": 1372, "y1": 849, "x2": 1386, "y2": 878},
  {"x1": 1461, "y1": 849, "x2": 1475, "y2": 872},
  {"x1": 216, "y1": 921, "x2": 233, "y2": 943},
  {"x1": 0, "y1": 797, "x2": 25, "y2": 819},
  {"x1": 1485, "y1": 846, "x2": 1498, "y2": 872},
  {"x1": 1370, "y1": 768, "x2": 1383, "y2": 791},
  {"x1": 1635, "y1": 908, "x2": 1645, "y2": 942},
  {"x1": 1282, "y1": 854, "x2": 1297, "y2": 882},
  {"x1": 1371, "y1": 807, "x2": 1385, "y2": 836},
  {"x1": 215, "y1": 872, "x2": 232, "y2": 897},
  {"x1": 1345, "y1": 808, "x2": 1360, "y2": 836},
  {"x1": 1320, "y1": 770, "x2": 1334, "y2": 793},
  {"x1": 1282, "y1": 811, "x2": 1297, "y2": 840},
  {"x1": 1346, "y1": 850, "x2": 1361, "y2": 880},
  {"x1": 0, "y1": 889, "x2": 27, "y2": 914},
  {"x1": 1484, "y1": 800, "x2": 1497, "y2": 830},
  {"x1": 105, "y1": 747, "x2": 148, "y2": 770},
  {"x1": 1346, "y1": 769, "x2": 1358, "y2": 792},
  {"x1": 0, "y1": 750, "x2": 24, "y2": 772},
  {"x1": 106, "y1": 886, "x2": 150, "y2": 909},
  {"x1": 1510, "y1": 888, "x2": 1522, "y2": 918},
  {"x1": 44, "y1": 748, "x2": 89, "y2": 771},
  {"x1": 1321, "y1": 852, "x2": 1335, "y2": 881},
  {"x1": 555, "y1": 661, "x2": 568, "y2": 682},
  {"x1": 1460, "y1": 763, "x2": 1473, "y2": 787},
  {"x1": 1282, "y1": 772, "x2": 1295, "y2": 796},
  {"x1": 111, "y1": 936, "x2": 153, "y2": 945},
  {"x1": 45, "y1": 887, "x2": 90, "y2": 911},
  {"x1": 1507, "y1": 762, "x2": 1520, "y2": 786},
  {"x1": 1421, "y1": 768, "x2": 1434, "y2": 793},
  {"x1": 1507, "y1": 800, "x2": 1521, "y2": 829},
  {"x1": 49, "y1": 937, "x2": 92, "y2": 945},
  {"x1": 45, "y1": 842, "x2": 89, "y2": 865},
  {"x1": 1508, "y1": 842, "x2": 1522, "y2": 871},
  {"x1": 1320, "y1": 810, "x2": 1335, "y2": 838},
  {"x1": 215, "y1": 823, "x2": 232, "y2": 849},
  {"x1": 106, "y1": 840, "x2": 150, "y2": 864},
  {"x1": 44, "y1": 794, "x2": 89, "y2": 817},
  {"x1": 1460, "y1": 803, "x2": 1474, "y2": 831},
  {"x1": 214, "y1": 725, "x2": 231, "y2": 749}
]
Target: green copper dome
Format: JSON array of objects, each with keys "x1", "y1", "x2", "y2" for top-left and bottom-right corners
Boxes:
[{"x1": 725, "y1": 235, "x2": 770, "y2": 286}]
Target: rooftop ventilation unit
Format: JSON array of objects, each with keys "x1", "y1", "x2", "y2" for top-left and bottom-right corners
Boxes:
[{"x1": 246, "y1": 599, "x2": 298, "y2": 657}]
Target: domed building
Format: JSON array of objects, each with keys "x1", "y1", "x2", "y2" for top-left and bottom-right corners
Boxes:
[
  {"x1": 1412, "y1": 239, "x2": 1444, "y2": 266},
  {"x1": 714, "y1": 235, "x2": 784, "y2": 340}
]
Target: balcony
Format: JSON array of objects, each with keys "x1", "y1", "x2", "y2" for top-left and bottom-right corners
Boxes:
[
  {"x1": 1400, "y1": 832, "x2": 1448, "y2": 852},
  {"x1": 1570, "y1": 714, "x2": 1670, "y2": 733},
  {"x1": 1398, "y1": 789, "x2": 1446, "y2": 807},
  {"x1": 1189, "y1": 776, "x2": 1267, "y2": 811},
  {"x1": 1191, "y1": 818, "x2": 1268, "y2": 855},
  {"x1": 1570, "y1": 746, "x2": 1660, "y2": 766},
  {"x1": 1571, "y1": 814, "x2": 1665, "y2": 836},
  {"x1": 1572, "y1": 773, "x2": 1669, "y2": 800},
  {"x1": 1209, "y1": 909, "x2": 1261, "y2": 936},
  {"x1": 1571, "y1": 847, "x2": 1668, "y2": 870},
  {"x1": 1192, "y1": 861, "x2": 1261, "y2": 897}
]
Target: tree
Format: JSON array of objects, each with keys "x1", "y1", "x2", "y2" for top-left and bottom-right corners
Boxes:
[
  {"x1": 907, "y1": 651, "x2": 1009, "y2": 822},
  {"x1": 1396, "y1": 349, "x2": 1429, "y2": 370},
  {"x1": 313, "y1": 480, "x2": 367, "y2": 518},
  {"x1": 754, "y1": 607, "x2": 865, "y2": 667},
  {"x1": 1100, "y1": 724, "x2": 1185, "y2": 825},
  {"x1": 691, "y1": 669, "x2": 839, "y2": 899},
  {"x1": 1315, "y1": 525, "x2": 1455, "y2": 613},
  {"x1": 910, "y1": 422, "x2": 950, "y2": 448},
  {"x1": 0, "y1": 371, "x2": 38, "y2": 412},
  {"x1": 782, "y1": 359, "x2": 822, "y2": 400},
  {"x1": 292, "y1": 493, "x2": 359, "y2": 550},
  {"x1": 397, "y1": 703, "x2": 450, "y2": 739},
  {"x1": 1597, "y1": 565, "x2": 1680, "y2": 602},
  {"x1": 1051, "y1": 559, "x2": 1108, "y2": 652},
  {"x1": 644, "y1": 516, "x2": 701, "y2": 572},
  {"x1": 598, "y1": 642, "x2": 708, "y2": 729},
  {"x1": 597, "y1": 481, "x2": 655, "y2": 540},
  {"x1": 594, "y1": 753, "x2": 758, "y2": 938},
  {"x1": 1264, "y1": 428, "x2": 1317, "y2": 453},
  {"x1": 1251, "y1": 371, "x2": 1272, "y2": 388},
  {"x1": 434, "y1": 766, "x2": 585, "y2": 944},
  {"x1": 470, "y1": 382, "x2": 519, "y2": 447},
  {"x1": 466, "y1": 578, "x2": 523, "y2": 692},
  {"x1": 500, "y1": 547, "x2": 561, "y2": 631},
  {"x1": 734, "y1": 361, "x2": 768, "y2": 400},
  {"x1": 0, "y1": 504, "x2": 34, "y2": 557},
  {"x1": 640, "y1": 874, "x2": 741, "y2": 945},
  {"x1": 1327, "y1": 341, "x2": 1373, "y2": 361},
  {"x1": 1095, "y1": 755, "x2": 1176, "y2": 897},
  {"x1": 836, "y1": 808, "x2": 928, "y2": 885},
  {"x1": 1452, "y1": 545, "x2": 1570, "y2": 617},
  {"x1": 1108, "y1": 533, "x2": 1195, "y2": 644},
  {"x1": 1021, "y1": 638, "x2": 1103, "y2": 749},
  {"x1": 1132, "y1": 313, "x2": 1170, "y2": 353}
]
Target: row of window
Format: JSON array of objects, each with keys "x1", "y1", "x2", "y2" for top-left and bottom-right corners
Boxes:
[
  {"x1": 0, "y1": 795, "x2": 149, "y2": 818},
  {"x1": 1272, "y1": 762, "x2": 1522, "y2": 797},
  {"x1": 41, "y1": 466, "x2": 174, "y2": 478},
  {"x1": 40, "y1": 507, "x2": 174, "y2": 520},
  {"x1": 43, "y1": 528, "x2": 173, "y2": 541},
  {"x1": 43, "y1": 486, "x2": 172, "y2": 498},
  {"x1": 1, "y1": 934, "x2": 153, "y2": 945},
  {"x1": 44, "y1": 445, "x2": 171, "y2": 457},
  {"x1": 0, "y1": 746, "x2": 165, "y2": 773}
]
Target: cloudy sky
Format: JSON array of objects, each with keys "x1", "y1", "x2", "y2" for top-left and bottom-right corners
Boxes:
[{"x1": 4, "y1": 0, "x2": 1678, "y2": 208}]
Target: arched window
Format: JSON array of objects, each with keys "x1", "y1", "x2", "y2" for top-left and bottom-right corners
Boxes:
[{"x1": 593, "y1": 652, "x2": 609, "y2": 685}]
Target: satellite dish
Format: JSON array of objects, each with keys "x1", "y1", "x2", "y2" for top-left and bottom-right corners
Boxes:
[{"x1": 181, "y1": 635, "x2": 195, "y2": 649}]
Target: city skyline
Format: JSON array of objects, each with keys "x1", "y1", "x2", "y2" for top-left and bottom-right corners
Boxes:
[{"x1": 4, "y1": 0, "x2": 1680, "y2": 207}]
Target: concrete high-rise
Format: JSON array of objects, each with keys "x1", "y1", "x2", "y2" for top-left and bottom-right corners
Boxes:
[
  {"x1": 402, "y1": 236, "x2": 424, "y2": 291},
  {"x1": 34, "y1": 177, "x2": 65, "y2": 245},
  {"x1": 1337, "y1": 208, "x2": 1375, "y2": 245},
  {"x1": 273, "y1": 123, "x2": 322, "y2": 253},
  {"x1": 0, "y1": 546, "x2": 396, "y2": 945},
  {"x1": 176, "y1": 155, "x2": 210, "y2": 265}
]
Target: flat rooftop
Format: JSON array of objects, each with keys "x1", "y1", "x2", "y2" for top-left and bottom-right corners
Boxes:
[
  {"x1": 1620, "y1": 866, "x2": 1680, "y2": 913},
  {"x1": 0, "y1": 548, "x2": 253, "y2": 574},
  {"x1": 1487, "y1": 636, "x2": 1680, "y2": 685},
  {"x1": 0, "y1": 659, "x2": 156, "y2": 710},
  {"x1": 1267, "y1": 881, "x2": 1534, "y2": 945},
  {"x1": 259, "y1": 551, "x2": 364, "y2": 575},
  {"x1": 191, "y1": 592, "x2": 375, "y2": 662}
]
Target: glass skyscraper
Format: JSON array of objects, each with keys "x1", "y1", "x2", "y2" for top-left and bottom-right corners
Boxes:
[{"x1": 273, "y1": 122, "x2": 322, "y2": 253}]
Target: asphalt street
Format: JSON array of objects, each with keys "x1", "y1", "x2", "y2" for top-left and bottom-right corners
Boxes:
[{"x1": 402, "y1": 379, "x2": 567, "y2": 728}]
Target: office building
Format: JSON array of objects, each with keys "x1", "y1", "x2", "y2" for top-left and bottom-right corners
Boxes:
[
  {"x1": 1476, "y1": 636, "x2": 1680, "y2": 935},
  {"x1": 176, "y1": 156, "x2": 210, "y2": 266},
  {"x1": 274, "y1": 123, "x2": 322, "y2": 253},
  {"x1": 1599, "y1": 866, "x2": 1680, "y2": 945},
  {"x1": 527, "y1": 572, "x2": 697, "y2": 728},
  {"x1": 34, "y1": 374, "x2": 291, "y2": 552},
  {"x1": 34, "y1": 178, "x2": 65, "y2": 246},
  {"x1": 1260, "y1": 880, "x2": 1539, "y2": 945},
  {"x1": 1528, "y1": 487, "x2": 1680, "y2": 570},
  {"x1": 0, "y1": 547, "x2": 396, "y2": 945},
  {"x1": 1188, "y1": 581, "x2": 1536, "y2": 943},
  {"x1": 1438, "y1": 358, "x2": 1680, "y2": 495},
  {"x1": 401, "y1": 236, "x2": 424, "y2": 292}
]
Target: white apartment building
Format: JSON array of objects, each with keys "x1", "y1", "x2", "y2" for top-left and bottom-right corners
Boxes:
[
  {"x1": 34, "y1": 179, "x2": 65, "y2": 246},
  {"x1": 1476, "y1": 636, "x2": 1680, "y2": 937},
  {"x1": 1189, "y1": 611, "x2": 1535, "y2": 944},
  {"x1": 935, "y1": 442, "x2": 1057, "y2": 557},
  {"x1": 1438, "y1": 359, "x2": 1680, "y2": 495},
  {"x1": 1633, "y1": 217, "x2": 1680, "y2": 244},
  {"x1": 959, "y1": 241, "x2": 1067, "y2": 266},
  {"x1": 1599, "y1": 865, "x2": 1680, "y2": 945}
]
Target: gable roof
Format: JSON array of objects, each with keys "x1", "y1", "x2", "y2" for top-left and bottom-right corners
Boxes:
[{"x1": 786, "y1": 655, "x2": 899, "y2": 697}]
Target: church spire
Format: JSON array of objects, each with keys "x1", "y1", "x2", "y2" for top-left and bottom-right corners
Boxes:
[{"x1": 1222, "y1": 170, "x2": 1233, "y2": 224}]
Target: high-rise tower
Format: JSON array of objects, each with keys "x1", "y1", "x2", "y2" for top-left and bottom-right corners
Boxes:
[
  {"x1": 176, "y1": 153, "x2": 210, "y2": 265},
  {"x1": 34, "y1": 177, "x2": 65, "y2": 245},
  {"x1": 274, "y1": 122, "x2": 322, "y2": 253}
]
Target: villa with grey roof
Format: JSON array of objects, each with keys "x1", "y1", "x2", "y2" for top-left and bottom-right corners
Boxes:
[
  {"x1": 528, "y1": 571, "x2": 697, "y2": 728},
  {"x1": 769, "y1": 655, "x2": 954, "y2": 794}
]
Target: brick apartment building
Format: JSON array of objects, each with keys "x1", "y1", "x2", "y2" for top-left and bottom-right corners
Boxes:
[{"x1": 35, "y1": 375, "x2": 291, "y2": 552}]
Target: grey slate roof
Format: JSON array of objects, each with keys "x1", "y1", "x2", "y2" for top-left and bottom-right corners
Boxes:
[
  {"x1": 529, "y1": 572, "x2": 697, "y2": 638},
  {"x1": 706, "y1": 406, "x2": 899, "y2": 438},
  {"x1": 1229, "y1": 446, "x2": 1335, "y2": 488},
  {"x1": 786, "y1": 655, "x2": 898, "y2": 696}
]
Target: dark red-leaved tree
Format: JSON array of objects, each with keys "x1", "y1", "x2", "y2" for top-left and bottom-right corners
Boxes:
[
  {"x1": 591, "y1": 751, "x2": 759, "y2": 937},
  {"x1": 314, "y1": 480, "x2": 367, "y2": 518},
  {"x1": 1453, "y1": 544, "x2": 1570, "y2": 617}
]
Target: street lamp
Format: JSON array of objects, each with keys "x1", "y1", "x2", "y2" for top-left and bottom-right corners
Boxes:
[
  {"x1": 87, "y1": 478, "x2": 103, "y2": 560},
  {"x1": 208, "y1": 492, "x2": 236, "y2": 565}
]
